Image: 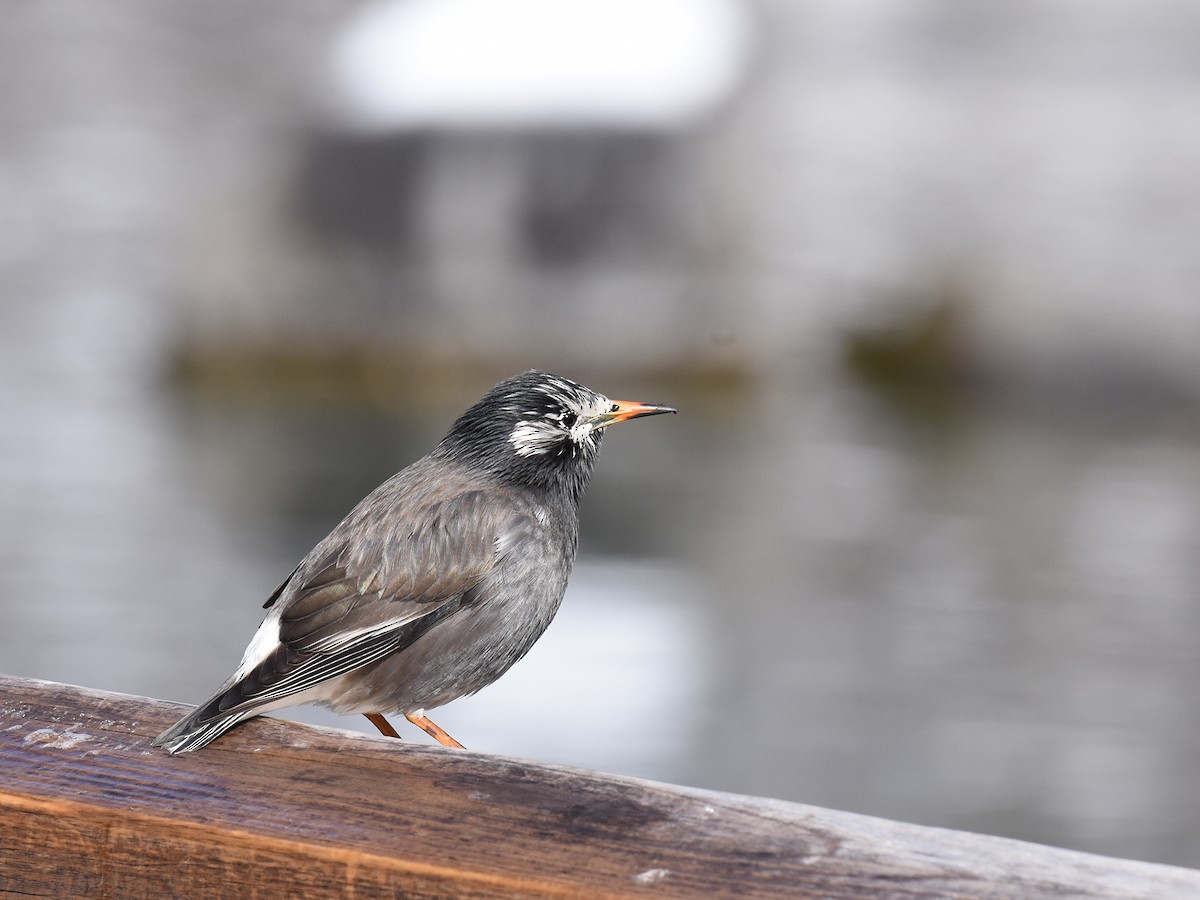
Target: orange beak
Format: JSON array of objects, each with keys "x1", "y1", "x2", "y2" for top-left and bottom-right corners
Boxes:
[{"x1": 592, "y1": 399, "x2": 677, "y2": 429}]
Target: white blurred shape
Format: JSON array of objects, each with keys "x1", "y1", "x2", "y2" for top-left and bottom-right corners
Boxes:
[{"x1": 324, "y1": 0, "x2": 750, "y2": 130}]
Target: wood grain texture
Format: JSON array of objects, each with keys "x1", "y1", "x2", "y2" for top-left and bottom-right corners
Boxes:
[{"x1": 1, "y1": 675, "x2": 1198, "y2": 898}]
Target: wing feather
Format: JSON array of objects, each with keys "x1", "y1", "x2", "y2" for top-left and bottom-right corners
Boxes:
[{"x1": 204, "y1": 487, "x2": 527, "y2": 718}]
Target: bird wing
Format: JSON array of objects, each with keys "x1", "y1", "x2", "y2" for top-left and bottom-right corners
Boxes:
[{"x1": 211, "y1": 487, "x2": 534, "y2": 716}]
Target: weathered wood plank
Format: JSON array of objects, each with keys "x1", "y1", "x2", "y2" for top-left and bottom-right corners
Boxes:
[{"x1": 0, "y1": 675, "x2": 1197, "y2": 898}]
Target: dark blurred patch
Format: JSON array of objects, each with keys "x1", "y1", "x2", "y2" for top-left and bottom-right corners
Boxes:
[
  {"x1": 291, "y1": 126, "x2": 676, "y2": 266},
  {"x1": 843, "y1": 289, "x2": 969, "y2": 428},
  {"x1": 293, "y1": 131, "x2": 432, "y2": 250},
  {"x1": 520, "y1": 132, "x2": 673, "y2": 266}
]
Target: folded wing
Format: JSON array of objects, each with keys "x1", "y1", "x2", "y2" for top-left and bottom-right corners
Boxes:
[{"x1": 154, "y1": 487, "x2": 530, "y2": 752}]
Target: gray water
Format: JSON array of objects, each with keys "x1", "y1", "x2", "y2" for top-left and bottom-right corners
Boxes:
[
  {"x1": 4, "y1": 0, "x2": 1200, "y2": 873},
  {"x1": 5, "y1": 307, "x2": 1200, "y2": 868}
]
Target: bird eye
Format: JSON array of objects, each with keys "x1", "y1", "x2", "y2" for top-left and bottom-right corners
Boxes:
[{"x1": 609, "y1": 403, "x2": 619, "y2": 413}]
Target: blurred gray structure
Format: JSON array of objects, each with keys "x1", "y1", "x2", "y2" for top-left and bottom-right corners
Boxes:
[
  {"x1": 4, "y1": 0, "x2": 1200, "y2": 873},
  {"x1": 179, "y1": 0, "x2": 750, "y2": 373},
  {"x1": 168, "y1": 0, "x2": 1200, "y2": 399}
]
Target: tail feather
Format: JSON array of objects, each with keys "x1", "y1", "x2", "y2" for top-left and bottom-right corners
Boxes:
[
  {"x1": 152, "y1": 689, "x2": 259, "y2": 754},
  {"x1": 153, "y1": 644, "x2": 298, "y2": 753}
]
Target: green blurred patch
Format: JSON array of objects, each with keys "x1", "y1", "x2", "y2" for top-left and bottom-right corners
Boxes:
[
  {"x1": 165, "y1": 339, "x2": 753, "y2": 420},
  {"x1": 843, "y1": 293, "x2": 969, "y2": 427}
]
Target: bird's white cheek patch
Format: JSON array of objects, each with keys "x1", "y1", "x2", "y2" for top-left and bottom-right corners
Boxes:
[
  {"x1": 568, "y1": 419, "x2": 595, "y2": 444},
  {"x1": 509, "y1": 421, "x2": 559, "y2": 457}
]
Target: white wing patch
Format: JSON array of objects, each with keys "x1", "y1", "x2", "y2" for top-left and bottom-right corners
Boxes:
[{"x1": 233, "y1": 611, "x2": 283, "y2": 680}]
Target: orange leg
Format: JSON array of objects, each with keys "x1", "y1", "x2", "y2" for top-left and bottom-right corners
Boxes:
[
  {"x1": 364, "y1": 712, "x2": 402, "y2": 739},
  {"x1": 405, "y1": 710, "x2": 465, "y2": 749}
]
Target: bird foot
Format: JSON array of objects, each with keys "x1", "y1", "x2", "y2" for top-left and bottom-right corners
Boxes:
[
  {"x1": 406, "y1": 710, "x2": 466, "y2": 749},
  {"x1": 364, "y1": 712, "x2": 402, "y2": 739}
]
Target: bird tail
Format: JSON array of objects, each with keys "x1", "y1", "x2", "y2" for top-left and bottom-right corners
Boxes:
[{"x1": 152, "y1": 689, "x2": 258, "y2": 754}]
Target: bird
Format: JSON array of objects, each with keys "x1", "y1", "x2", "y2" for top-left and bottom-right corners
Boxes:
[{"x1": 153, "y1": 370, "x2": 675, "y2": 753}]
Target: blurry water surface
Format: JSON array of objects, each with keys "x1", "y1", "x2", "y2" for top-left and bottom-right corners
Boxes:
[{"x1": 4, "y1": 283, "x2": 1200, "y2": 870}]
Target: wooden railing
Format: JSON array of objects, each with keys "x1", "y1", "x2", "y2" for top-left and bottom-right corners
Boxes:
[{"x1": 1, "y1": 674, "x2": 1197, "y2": 897}]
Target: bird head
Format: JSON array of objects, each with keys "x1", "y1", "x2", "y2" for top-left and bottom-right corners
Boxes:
[{"x1": 437, "y1": 370, "x2": 675, "y2": 501}]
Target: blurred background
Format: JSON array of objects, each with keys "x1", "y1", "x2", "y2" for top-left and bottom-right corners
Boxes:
[{"x1": 4, "y1": 0, "x2": 1200, "y2": 870}]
